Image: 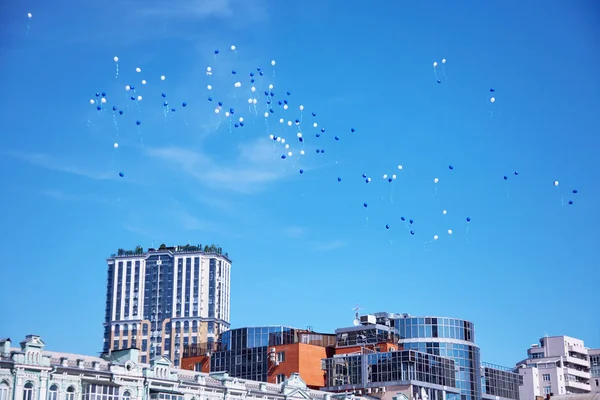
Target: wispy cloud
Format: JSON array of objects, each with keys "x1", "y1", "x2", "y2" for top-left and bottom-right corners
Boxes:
[
  {"x1": 7, "y1": 151, "x2": 113, "y2": 181},
  {"x1": 314, "y1": 240, "x2": 347, "y2": 252},
  {"x1": 41, "y1": 189, "x2": 113, "y2": 205},
  {"x1": 146, "y1": 138, "x2": 287, "y2": 193},
  {"x1": 283, "y1": 226, "x2": 307, "y2": 238}
]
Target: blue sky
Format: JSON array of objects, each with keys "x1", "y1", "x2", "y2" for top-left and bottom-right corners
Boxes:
[{"x1": 0, "y1": 0, "x2": 598, "y2": 368}]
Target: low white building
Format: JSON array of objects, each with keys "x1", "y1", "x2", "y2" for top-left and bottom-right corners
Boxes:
[
  {"x1": 515, "y1": 336, "x2": 597, "y2": 400},
  {"x1": 0, "y1": 335, "x2": 358, "y2": 400}
]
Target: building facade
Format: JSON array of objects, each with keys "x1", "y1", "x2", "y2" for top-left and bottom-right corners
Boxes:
[
  {"x1": 181, "y1": 327, "x2": 336, "y2": 389},
  {"x1": 0, "y1": 335, "x2": 356, "y2": 400},
  {"x1": 104, "y1": 244, "x2": 231, "y2": 367},
  {"x1": 515, "y1": 335, "x2": 597, "y2": 399},
  {"x1": 590, "y1": 349, "x2": 600, "y2": 394}
]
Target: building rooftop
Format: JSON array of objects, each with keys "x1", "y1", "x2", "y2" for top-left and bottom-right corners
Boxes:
[{"x1": 107, "y1": 244, "x2": 230, "y2": 261}]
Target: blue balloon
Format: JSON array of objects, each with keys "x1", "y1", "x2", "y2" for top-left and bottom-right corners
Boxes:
[
  {"x1": 321, "y1": 128, "x2": 325, "y2": 133},
  {"x1": 130, "y1": 85, "x2": 135, "y2": 90},
  {"x1": 131, "y1": 96, "x2": 135, "y2": 100},
  {"x1": 266, "y1": 100, "x2": 271, "y2": 105},
  {"x1": 321, "y1": 149, "x2": 325, "y2": 153},
  {"x1": 208, "y1": 97, "x2": 213, "y2": 101},
  {"x1": 299, "y1": 137, "x2": 303, "y2": 142},
  {"x1": 234, "y1": 123, "x2": 239, "y2": 128},
  {"x1": 250, "y1": 79, "x2": 255, "y2": 83},
  {"x1": 250, "y1": 72, "x2": 254, "y2": 77},
  {"x1": 269, "y1": 92, "x2": 274, "y2": 97},
  {"x1": 232, "y1": 70, "x2": 236, "y2": 75},
  {"x1": 335, "y1": 136, "x2": 339, "y2": 140},
  {"x1": 284, "y1": 100, "x2": 288, "y2": 105},
  {"x1": 514, "y1": 171, "x2": 519, "y2": 176},
  {"x1": 163, "y1": 102, "x2": 168, "y2": 106},
  {"x1": 218, "y1": 101, "x2": 223, "y2": 106},
  {"x1": 96, "y1": 106, "x2": 101, "y2": 111},
  {"x1": 365, "y1": 179, "x2": 369, "y2": 183},
  {"x1": 312, "y1": 112, "x2": 316, "y2": 117},
  {"x1": 112, "y1": 106, "x2": 117, "y2": 111},
  {"x1": 299, "y1": 169, "x2": 304, "y2": 174},
  {"x1": 362, "y1": 174, "x2": 367, "y2": 178},
  {"x1": 281, "y1": 155, "x2": 286, "y2": 159},
  {"x1": 259, "y1": 71, "x2": 264, "y2": 76},
  {"x1": 316, "y1": 133, "x2": 321, "y2": 138},
  {"x1": 119, "y1": 172, "x2": 124, "y2": 177},
  {"x1": 101, "y1": 92, "x2": 106, "y2": 97},
  {"x1": 162, "y1": 93, "x2": 167, "y2": 98},
  {"x1": 119, "y1": 110, "x2": 123, "y2": 115},
  {"x1": 437, "y1": 80, "x2": 441, "y2": 84},
  {"x1": 272, "y1": 136, "x2": 278, "y2": 141},
  {"x1": 388, "y1": 178, "x2": 392, "y2": 182},
  {"x1": 95, "y1": 93, "x2": 100, "y2": 97},
  {"x1": 171, "y1": 108, "x2": 175, "y2": 112},
  {"x1": 568, "y1": 200, "x2": 573, "y2": 205},
  {"x1": 409, "y1": 219, "x2": 414, "y2": 224},
  {"x1": 466, "y1": 217, "x2": 471, "y2": 222},
  {"x1": 230, "y1": 108, "x2": 235, "y2": 114},
  {"x1": 316, "y1": 149, "x2": 320, "y2": 153},
  {"x1": 351, "y1": 128, "x2": 355, "y2": 133},
  {"x1": 449, "y1": 165, "x2": 454, "y2": 170},
  {"x1": 287, "y1": 91, "x2": 291, "y2": 96},
  {"x1": 363, "y1": 203, "x2": 368, "y2": 208},
  {"x1": 337, "y1": 177, "x2": 342, "y2": 182},
  {"x1": 136, "y1": 121, "x2": 141, "y2": 125},
  {"x1": 295, "y1": 119, "x2": 300, "y2": 124},
  {"x1": 182, "y1": 102, "x2": 187, "y2": 107},
  {"x1": 257, "y1": 67, "x2": 261, "y2": 71},
  {"x1": 503, "y1": 176, "x2": 508, "y2": 180},
  {"x1": 573, "y1": 189, "x2": 578, "y2": 194},
  {"x1": 386, "y1": 224, "x2": 390, "y2": 229},
  {"x1": 490, "y1": 88, "x2": 495, "y2": 92},
  {"x1": 401, "y1": 216, "x2": 405, "y2": 221},
  {"x1": 269, "y1": 108, "x2": 274, "y2": 113},
  {"x1": 214, "y1": 50, "x2": 219, "y2": 54},
  {"x1": 410, "y1": 230, "x2": 415, "y2": 235},
  {"x1": 278, "y1": 101, "x2": 282, "y2": 106},
  {"x1": 240, "y1": 122, "x2": 244, "y2": 127}
]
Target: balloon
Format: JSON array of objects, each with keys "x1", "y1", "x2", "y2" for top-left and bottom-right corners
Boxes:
[
  {"x1": 568, "y1": 200, "x2": 573, "y2": 205},
  {"x1": 161, "y1": 75, "x2": 166, "y2": 81},
  {"x1": 386, "y1": 224, "x2": 390, "y2": 229},
  {"x1": 409, "y1": 219, "x2": 414, "y2": 224},
  {"x1": 299, "y1": 169, "x2": 304, "y2": 174},
  {"x1": 437, "y1": 80, "x2": 441, "y2": 84},
  {"x1": 214, "y1": 50, "x2": 219, "y2": 54},
  {"x1": 27, "y1": 12, "x2": 32, "y2": 19},
  {"x1": 142, "y1": 80, "x2": 147, "y2": 85},
  {"x1": 234, "y1": 82, "x2": 241, "y2": 88},
  {"x1": 114, "y1": 143, "x2": 119, "y2": 149},
  {"x1": 338, "y1": 177, "x2": 342, "y2": 182},
  {"x1": 299, "y1": 105, "x2": 304, "y2": 111},
  {"x1": 383, "y1": 174, "x2": 388, "y2": 179},
  {"x1": 230, "y1": 45, "x2": 236, "y2": 51},
  {"x1": 287, "y1": 91, "x2": 291, "y2": 95},
  {"x1": 125, "y1": 85, "x2": 131, "y2": 91},
  {"x1": 433, "y1": 235, "x2": 439, "y2": 240},
  {"x1": 335, "y1": 136, "x2": 340, "y2": 140},
  {"x1": 182, "y1": 102, "x2": 187, "y2": 107},
  {"x1": 363, "y1": 203, "x2": 368, "y2": 208},
  {"x1": 119, "y1": 110, "x2": 123, "y2": 115},
  {"x1": 392, "y1": 174, "x2": 397, "y2": 180},
  {"x1": 112, "y1": 106, "x2": 117, "y2": 111},
  {"x1": 442, "y1": 58, "x2": 447, "y2": 64},
  {"x1": 136, "y1": 67, "x2": 141, "y2": 73},
  {"x1": 351, "y1": 128, "x2": 355, "y2": 132},
  {"x1": 113, "y1": 56, "x2": 119, "y2": 62},
  {"x1": 490, "y1": 88, "x2": 495, "y2": 92},
  {"x1": 442, "y1": 210, "x2": 447, "y2": 215},
  {"x1": 401, "y1": 217, "x2": 405, "y2": 221},
  {"x1": 398, "y1": 165, "x2": 403, "y2": 170},
  {"x1": 434, "y1": 178, "x2": 439, "y2": 184},
  {"x1": 466, "y1": 217, "x2": 471, "y2": 222},
  {"x1": 554, "y1": 181, "x2": 559, "y2": 187},
  {"x1": 490, "y1": 97, "x2": 496, "y2": 103},
  {"x1": 271, "y1": 60, "x2": 276, "y2": 66},
  {"x1": 89, "y1": 99, "x2": 95, "y2": 105},
  {"x1": 514, "y1": 171, "x2": 519, "y2": 176},
  {"x1": 433, "y1": 62, "x2": 438, "y2": 67},
  {"x1": 449, "y1": 165, "x2": 454, "y2": 170},
  {"x1": 137, "y1": 95, "x2": 142, "y2": 101},
  {"x1": 119, "y1": 172, "x2": 124, "y2": 177},
  {"x1": 573, "y1": 189, "x2": 578, "y2": 194},
  {"x1": 136, "y1": 121, "x2": 141, "y2": 125},
  {"x1": 410, "y1": 231, "x2": 415, "y2": 235},
  {"x1": 447, "y1": 229, "x2": 453, "y2": 235},
  {"x1": 503, "y1": 176, "x2": 508, "y2": 180}
]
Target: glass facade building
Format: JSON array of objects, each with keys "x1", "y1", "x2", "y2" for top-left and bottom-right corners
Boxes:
[
  {"x1": 481, "y1": 363, "x2": 522, "y2": 400},
  {"x1": 395, "y1": 316, "x2": 481, "y2": 400},
  {"x1": 104, "y1": 245, "x2": 231, "y2": 366}
]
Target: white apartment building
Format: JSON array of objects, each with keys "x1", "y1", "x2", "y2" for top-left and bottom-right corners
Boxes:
[
  {"x1": 515, "y1": 335, "x2": 598, "y2": 400},
  {"x1": 590, "y1": 348, "x2": 600, "y2": 394}
]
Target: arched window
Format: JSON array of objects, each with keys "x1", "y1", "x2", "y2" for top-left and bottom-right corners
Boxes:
[
  {"x1": 48, "y1": 385, "x2": 58, "y2": 400},
  {"x1": 23, "y1": 382, "x2": 34, "y2": 400},
  {"x1": 183, "y1": 321, "x2": 189, "y2": 333},
  {"x1": 123, "y1": 324, "x2": 129, "y2": 336},
  {"x1": 175, "y1": 321, "x2": 181, "y2": 333},
  {"x1": 122, "y1": 391, "x2": 131, "y2": 400},
  {"x1": 115, "y1": 324, "x2": 120, "y2": 335},
  {"x1": 65, "y1": 387, "x2": 75, "y2": 400},
  {"x1": 0, "y1": 381, "x2": 10, "y2": 400}
]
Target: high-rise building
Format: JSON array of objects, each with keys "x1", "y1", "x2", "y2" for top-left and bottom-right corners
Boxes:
[
  {"x1": 515, "y1": 335, "x2": 598, "y2": 399},
  {"x1": 103, "y1": 244, "x2": 231, "y2": 367},
  {"x1": 590, "y1": 349, "x2": 600, "y2": 393}
]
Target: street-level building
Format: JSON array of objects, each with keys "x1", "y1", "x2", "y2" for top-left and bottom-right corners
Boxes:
[
  {"x1": 0, "y1": 335, "x2": 357, "y2": 400},
  {"x1": 104, "y1": 244, "x2": 231, "y2": 367}
]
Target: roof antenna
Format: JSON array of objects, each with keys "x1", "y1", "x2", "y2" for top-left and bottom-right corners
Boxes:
[{"x1": 352, "y1": 304, "x2": 362, "y2": 326}]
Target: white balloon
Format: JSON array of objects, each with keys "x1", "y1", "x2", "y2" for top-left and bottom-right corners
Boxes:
[
  {"x1": 300, "y1": 150, "x2": 305, "y2": 155},
  {"x1": 287, "y1": 151, "x2": 292, "y2": 157},
  {"x1": 276, "y1": 137, "x2": 282, "y2": 142},
  {"x1": 89, "y1": 99, "x2": 95, "y2": 105},
  {"x1": 142, "y1": 80, "x2": 147, "y2": 85},
  {"x1": 433, "y1": 235, "x2": 439, "y2": 240},
  {"x1": 161, "y1": 75, "x2": 166, "y2": 81},
  {"x1": 442, "y1": 210, "x2": 447, "y2": 215},
  {"x1": 434, "y1": 178, "x2": 439, "y2": 184},
  {"x1": 251, "y1": 86, "x2": 256, "y2": 92},
  {"x1": 490, "y1": 97, "x2": 496, "y2": 103},
  {"x1": 397, "y1": 165, "x2": 403, "y2": 170},
  {"x1": 433, "y1": 62, "x2": 438, "y2": 67},
  {"x1": 554, "y1": 180, "x2": 559, "y2": 187},
  {"x1": 313, "y1": 122, "x2": 318, "y2": 128},
  {"x1": 252, "y1": 99, "x2": 257, "y2": 105},
  {"x1": 101, "y1": 98, "x2": 107, "y2": 104},
  {"x1": 447, "y1": 229, "x2": 453, "y2": 235},
  {"x1": 442, "y1": 58, "x2": 446, "y2": 64},
  {"x1": 239, "y1": 117, "x2": 244, "y2": 122},
  {"x1": 230, "y1": 45, "x2": 236, "y2": 51},
  {"x1": 299, "y1": 105, "x2": 304, "y2": 111},
  {"x1": 215, "y1": 108, "x2": 220, "y2": 114},
  {"x1": 287, "y1": 121, "x2": 292, "y2": 126},
  {"x1": 113, "y1": 56, "x2": 119, "y2": 62},
  {"x1": 27, "y1": 12, "x2": 32, "y2": 19},
  {"x1": 136, "y1": 67, "x2": 141, "y2": 73},
  {"x1": 206, "y1": 67, "x2": 212, "y2": 72},
  {"x1": 297, "y1": 132, "x2": 303, "y2": 138},
  {"x1": 225, "y1": 112, "x2": 230, "y2": 117},
  {"x1": 207, "y1": 85, "x2": 213, "y2": 90},
  {"x1": 271, "y1": 60, "x2": 276, "y2": 66},
  {"x1": 125, "y1": 85, "x2": 131, "y2": 91},
  {"x1": 264, "y1": 112, "x2": 269, "y2": 118},
  {"x1": 268, "y1": 84, "x2": 274, "y2": 90},
  {"x1": 283, "y1": 104, "x2": 289, "y2": 110},
  {"x1": 383, "y1": 174, "x2": 388, "y2": 179},
  {"x1": 281, "y1": 138, "x2": 286, "y2": 144},
  {"x1": 234, "y1": 82, "x2": 241, "y2": 88},
  {"x1": 247, "y1": 98, "x2": 253, "y2": 104},
  {"x1": 392, "y1": 174, "x2": 397, "y2": 180},
  {"x1": 279, "y1": 118, "x2": 284, "y2": 123},
  {"x1": 269, "y1": 134, "x2": 275, "y2": 140},
  {"x1": 367, "y1": 177, "x2": 372, "y2": 183},
  {"x1": 137, "y1": 95, "x2": 142, "y2": 101},
  {"x1": 113, "y1": 143, "x2": 119, "y2": 149},
  {"x1": 285, "y1": 144, "x2": 290, "y2": 149}
]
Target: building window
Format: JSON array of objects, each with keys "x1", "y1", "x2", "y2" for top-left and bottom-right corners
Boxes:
[
  {"x1": 276, "y1": 374, "x2": 286, "y2": 384},
  {"x1": 277, "y1": 352, "x2": 285, "y2": 363},
  {"x1": 66, "y1": 387, "x2": 75, "y2": 400},
  {"x1": 122, "y1": 391, "x2": 131, "y2": 400},
  {"x1": 83, "y1": 384, "x2": 118, "y2": 400},
  {"x1": 0, "y1": 381, "x2": 10, "y2": 400},
  {"x1": 48, "y1": 385, "x2": 58, "y2": 400},
  {"x1": 543, "y1": 386, "x2": 551, "y2": 395},
  {"x1": 23, "y1": 382, "x2": 34, "y2": 400},
  {"x1": 235, "y1": 355, "x2": 242, "y2": 365},
  {"x1": 543, "y1": 374, "x2": 551, "y2": 382},
  {"x1": 596, "y1": 379, "x2": 599, "y2": 387}
]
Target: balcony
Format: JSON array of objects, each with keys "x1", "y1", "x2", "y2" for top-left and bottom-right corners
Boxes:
[
  {"x1": 566, "y1": 355, "x2": 589, "y2": 368},
  {"x1": 565, "y1": 380, "x2": 590, "y2": 391},
  {"x1": 565, "y1": 367, "x2": 591, "y2": 379},
  {"x1": 568, "y1": 346, "x2": 588, "y2": 357}
]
